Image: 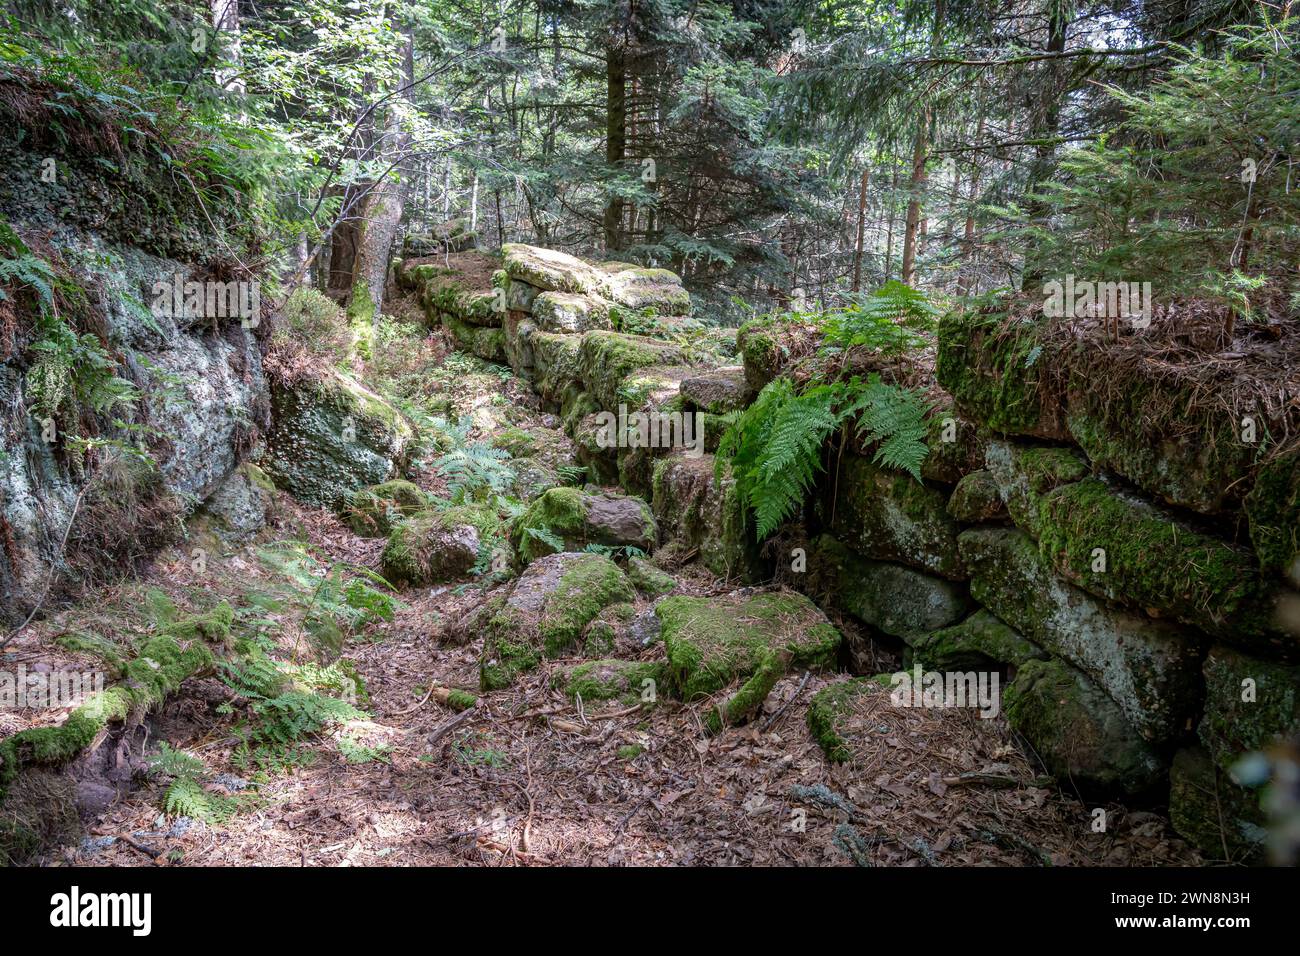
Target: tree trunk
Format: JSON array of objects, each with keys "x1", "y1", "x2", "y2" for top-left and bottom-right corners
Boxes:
[
  {"x1": 900, "y1": 115, "x2": 928, "y2": 286},
  {"x1": 346, "y1": 18, "x2": 413, "y2": 348},
  {"x1": 603, "y1": 36, "x2": 627, "y2": 253},
  {"x1": 851, "y1": 167, "x2": 870, "y2": 292}
]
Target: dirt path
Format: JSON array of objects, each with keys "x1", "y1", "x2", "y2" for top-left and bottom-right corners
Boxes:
[{"x1": 7, "y1": 294, "x2": 1199, "y2": 868}]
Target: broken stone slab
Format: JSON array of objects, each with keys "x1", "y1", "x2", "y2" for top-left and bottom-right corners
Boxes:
[
  {"x1": 264, "y1": 367, "x2": 415, "y2": 510},
  {"x1": 827, "y1": 454, "x2": 966, "y2": 580},
  {"x1": 505, "y1": 277, "x2": 543, "y2": 313},
  {"x1": 578, "y1": 330, "x2": 690, "y2": 411},
  {"x1": 502, "y1": 243, "x2": 604, "y2": 294},
  {"x1": 512, "y1": 486, "x2": 656, "y2": 565},
  {"x1": 479, "y1": 552, "x2": 636, "y2": 690},
  {"x1": 656, "y1": 588, "x2": 841, "y2": 731},
  {"x1": 1036, "y1": 475, "x2": 1282, "y2": 642},
  {"x1": 502, "y1": 312, "x2": 537, "y2": 374},
  {"x1": 532, "y1": 291, "x2": 614, "y2": 333},
  {"x1": 1198, "y1": 643, "x2": 1300, "y2": 775},
  {"x1": 809, "y1": 535, "x2": 969, "y2": 642},
  {"x1": 530, "y1": 330, "x2": 581, "y2": 404},
  {"x1": 945, "y1": 469, "x2": 1008, "y2": 523},
  {"x1": 959, "y1": 526, "x2": 1202, "y2": 743},
  {"x1": 600, "y1": 265, "x2": 691, "y2": 316},
  {"x1": 679, "y1": 366, "x2": 749, "y2": 414},
  {"x1": 910, "y1": 609, "x2": 1047, "y2": 674},
  {"x1": 983, "y1": 438, "x2": 1088, "y2": 537},
  {"x1": 1004, "y1": 656, "x2": 1166, "y2": 796},
  {"x1": 651, "y1": 452, "x2": 763, "y2": 582}
]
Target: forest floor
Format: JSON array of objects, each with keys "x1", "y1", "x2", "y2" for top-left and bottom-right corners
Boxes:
[{"x1": 5, "y1": 290, "x2": 1202, "y2": 868}]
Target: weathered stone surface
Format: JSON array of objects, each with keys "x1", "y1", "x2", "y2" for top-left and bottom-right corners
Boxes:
[
  {"x1": 936, "y1": 310, "x2": 1069, "y2": 440},
  {"x1": 983, "y1": 439, "x2": 1088, "y2": 537},
  {"x1": 382, "y1": 504, "x2": 497, "y2": 585},
  {"x1": 502, "y1": 243, "x2": 604, "y2": 294},
  {"x1": 651, "y1": 452, "x2": 763, "y2": 581},
  {"x1": 656, "y1": 588, "x2": 840, "y2": 729},
  {"x1": 531, "y1": 330, "x2": 582, "y2": 403},
  {"x1": 512, "y1": 486, "x2": 656, "y2": 564},
  {"x1": 502, "y1": 312, "x2": 536, "y2": 373},
  {"x1": 508, "y1": 457, "x2": 562, "y2": 502},
  {"x1": 532, "y1": 291, "x2": 614, "y2": 333},
  {"x1": 946, "y1": 469, "x2": 1008, "y2": 523},
  {"x1": 600, "y1": 266, "x2": 691, "y2": 316},
  {"x1": 910, "y1": 610, "x2": 1047, "y2": 673},
  {"x1": 1037, "y1": 476, "x2": 1279, "y2": 641},
  {"x1": 198, "y1": 462, "x2": 277, "y2": 545},
  {"x1": 959, "y1": 527, "x2": 1202, "y2": 742},
  {"x1": 1004, "y1": 657, "x2": 1166, "y2": 795},
  {"x1": 479, "y1": 552, "x2": 635, "y2": 689},
  {"x1": 679, "y1": 366, "x2": 749, "y2": 414},
  {"x1": 828, "y1": 454, "x2": 966, "y2": 580},
  {"x1": 578, "y1": 331, "x2": 688, "y2": 410},
  {"x1": 810, "y1": 535, "x2": 968, "y2": 642},
  {"x1": 264, "y1": 367, "x2": 415, "y2": 509},
  {"x1": 505, "y1": 278, "x2": 542, "y2": 313},
  {"x1": 1198, "y1": 644, "x2": 1300, "y2": 774},
  {"x1": 1169, "y1": 745, "x2": 1267, "y2": 863}
]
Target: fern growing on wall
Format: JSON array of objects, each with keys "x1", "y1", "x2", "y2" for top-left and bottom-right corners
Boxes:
[{"x1": 717, "y1": 374, "x2": 932, "y2": 540}]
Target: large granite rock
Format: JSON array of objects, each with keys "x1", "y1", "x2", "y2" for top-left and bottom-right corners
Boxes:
[{"x1": 512, "y1": 486, "x2": 656, "y2": 564}]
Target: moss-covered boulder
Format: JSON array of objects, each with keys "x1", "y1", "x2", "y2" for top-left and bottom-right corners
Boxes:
[
  {"x1": 198, "y1": 461, "x2": 277, "y2": 545},
  {"x1": 960, "y1": 527, "x2": 1201, "y2": 742},
  {"x1": 627, "y1": 556, "x2": 677, "y2": 597},
  {"x1": 532, "y1": 291, "x2": 614, "y2": 333},
  {"x1": 1169, "y1": 745, "x2": 1267, "y2": 863},
  {"x1": 479, "y1": 552, "x2": 635, "y2": 689},
  {"x1": 512, "y1": 486, "x2": 656, "y2": 565},
  {"x1": 580, "y1": 602, "x2": 636, "y2": 656},
  {"x1": 381, "y1": 504, "x2": 498, "y2": 586},
  {"x1": 807, "y1": 676, "x2": 893, "y2": 763},
  {"x1": 505, "y1": 277, "x2": 543, "y2": 313},
  {"x1": 735, "y1": 316, "x2": 821, "y2": 394},
  {"x1": 264, "y1": 367, "x2": 415, "y2": 509},
  {"x1": 827, "y1": 454, "x2": 966, "y2": 580},
  {"x1": 679, "y1": 366, "x2": 749, "y2": 414},
  {"x1": 502, "y1": 243, "x2": 603, "y2": 294},
  {"x1": 578, "y1": 331, "x2": 689, "y2": 410},
  {"x1": 656, "y1": 589, "x2": 840, "y2": 710},
  {"x1": 444, "y1": 315, "x2": 507, "y2": 363},
  {"x1": 946, "y1": 469, "x2": 1007, "y2": 523},
  {"x1": 1037, "y1": 476, "x2": 1278, "y2": 641},
  {"x1": 502, "y1": 312, "x2": 537, "y2": 373},
  {"x1": 509, "y1": 457, "x2": 562, "y2": 502},
  {"x1": 909, "y1": 609, "x2": 1046, "y2": 674},
  {"x1": 343, "y1": 479, "x2": 428, "y2": 537},
  {"x1": 1004, "y1": 657, "x2": 1165, "y2": 796},
  {"x1": 983, "y1": 439, "x2": 1088, "y2": 537},
  {"x1": 552, "y1": 658, "x2": 663, "y2": 706},
  {"x1": 600, "y1": 266, "x2": 691, "y2": 316},
  {"x1": 651, "y1": 453, "x2": 763, "y2": 582},
  {"x1": 936, "y1": 310, "x2": 1069, "y2": 440},
  {"x1": 810, "y1": 535, "x2": 968, "y2": 642},
  {"x1": 1198, "y1": 644, "x2": 1300, "y2": 774}
]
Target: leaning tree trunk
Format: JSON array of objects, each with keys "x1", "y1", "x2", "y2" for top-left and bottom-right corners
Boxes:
[
  {"x1": 346, "y1": 19, "x2": 414, "y2": 351},
  {"x1": 603, "y1": 27, "x2": 627, "y2": 253}
]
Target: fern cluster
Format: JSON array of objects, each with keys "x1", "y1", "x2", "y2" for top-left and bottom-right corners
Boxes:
[
  {"x1": 717, "y1": 374, "x2": 931, "y2": 540},
  {"x1": 431, "y1": 415, "x2": 515, "y2": 502},
  {"x1": 819, "y1": 281, "x2": 939, "y2": 353},
  {"x1": 149, "y1": 742, "x2": 249, "y2": 824}
]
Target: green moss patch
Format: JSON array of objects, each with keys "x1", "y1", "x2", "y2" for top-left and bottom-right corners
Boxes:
[
  {"x1": 910, "y1": 610, "x2": 1046, "y2": 673},
  {"x1": 578, "y1": 331, "x2": 688, "y2": 410},
  {"x1": 1198, "y1": 644, "x2": 1300, "y2": 775},
  {"x1": 381, "y1": 503, "x2": 498, "y2": 586},
  {"x1": 807, "y1": 676, "x2": 893, "y2": 763},
  {"x1": 553, "y1": 659, "x2": 663, "y2": 706},
  {"x1": 343, "y1": 480, "x2": 429, "y2": 537}
]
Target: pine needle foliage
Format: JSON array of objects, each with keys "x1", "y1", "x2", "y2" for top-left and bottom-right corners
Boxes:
[{"x1": 718, "y1": 373, "x2": 932, "y2": 540}]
